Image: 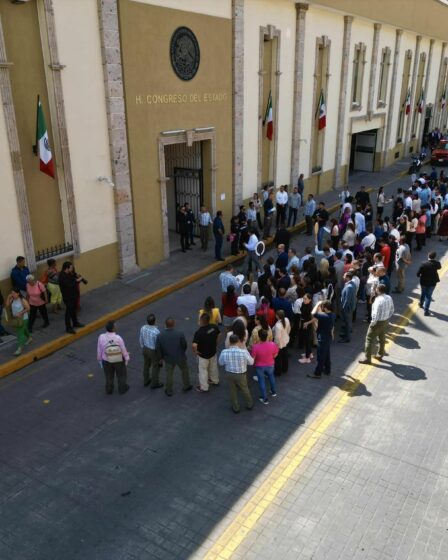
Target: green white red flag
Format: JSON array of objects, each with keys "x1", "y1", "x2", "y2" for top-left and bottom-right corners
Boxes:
[
  {"x1": 417, "y1": 90, "x2": 424, "y2": 114},
  {"x1": 263, "y1": 91, "x2": 273, "y2": 141},
  {"x1": 405, "y1": 89, "x2": 411, "y2": 115},
  {"x1": 441, "y1": 90, "x2": 446, "y2": 110},
  {"x1": 36, "y1": 97, "x2": 55, "y2": 178},
  {"x1": 317, "y1": 90, "x2": 326, "y2": 130}
]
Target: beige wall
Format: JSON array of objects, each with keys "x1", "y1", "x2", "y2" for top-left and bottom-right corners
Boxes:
[
  {"x1": 0, "y1": 89, "x2": 25, "y2": 281},
  {"x1": 130, "y1": 0, "x2": 231, "y2": 18},
  {"x1": 311, "y1": 0, "x2": 448, "y2": 42},
  {"x1": 52, "y1": 0, "x2": 117, "y2": 254},
  {"x1": 119, "y1": 1, "x2": 233, "y2": 268}
]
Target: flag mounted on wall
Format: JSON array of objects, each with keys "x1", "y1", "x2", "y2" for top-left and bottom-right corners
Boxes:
[
  {"x1": 316, "y1": 90, "x2": 326, "y2": 130},
  {"x1": 441, "y1": 90, "x2": 446, "y2": 110},
  {"x1": 34, "y1": 96, "x2": 55, "y2": 179},
  {"x1": 405, "y1": 90, "x2": 411, "y2": 115},
  {"x1": 263, "y1": 90, "x2": 274, "y2": 141},
  {"x1": 417, "y1": 90, "x2": 424, "y2": 114}
]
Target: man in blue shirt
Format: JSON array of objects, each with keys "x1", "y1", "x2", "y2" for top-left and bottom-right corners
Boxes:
[
  {"x1": 304, "y1": 194, "x2": 316, "y2": 235},
  {"x1": 307, "y1": 300, "x2": 335, "y2": 379},
  {"x1": 10, "y1": 256, "x2": 30, "y2": 296},
  {"x1": 339, "y1": 272, "x2": 357, "y2": 342},
  {"x1": 213, "y1": 211, "x2": 225, "y2": 261}
]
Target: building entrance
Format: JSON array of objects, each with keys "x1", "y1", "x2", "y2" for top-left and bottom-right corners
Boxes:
[
  {"x1": 350, "y1": 129, "x2": 378, "y2": 173},
  {"x1": 164, "y1": 141, "x2": 203, "y2": 252}
]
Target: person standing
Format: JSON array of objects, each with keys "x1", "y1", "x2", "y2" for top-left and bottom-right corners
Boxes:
[
  {"x1": 213, "y1": 210, "x2": 225, "y2": 261},
  {"x1": 219, "y1": 264, "x2": 241, "y2": 294},
  {"x1": 304, "y1": 194, "x2": 316, "y2": 236},
  {"x1": 307, "y1": 300, "x2": 335, "y2": 379},
  {"x1": 358, "y1": 284, "x2": 394, "y2": 364},
  {"x1": 41, "y1": 258, "x2": 62, "y2": 313},
  {"x1": 314, "y1": 202, "x2": 329, "y2": 250},
  {"x1": 243, "y1": 229, "x2": 263, "y2": 276},
  {"x1": 287, "y1": 187, "x2": 301, "y2": 228},
  {"x1": 5, "y1": 288, "x2": 31, "y2": 356},
  {"x1": 297, "y1": 173, "x2": 305, "y2": 205},
  {"x1": 276, "y1": 185, "x2": 288, "y2": 227},
  {"x1": 339, "y1": 272, "x2": 357, "y2": 343},
  {"x1": 252, "y1": 192, "x2": 263, "y2": 229},
  {"x1": 417, "y1": 251, "x2": 442, "y2": 316},
  {"x1": 156, "y1": 317, "x2": 192, "y2": 396},
  {"x1": 184, "y1": 202, "x2": 196, "y2": 246},
  {"x1": 26, "y1": 274, "x2": 49, "y2": 333},
  {"x1": 273, "y1": 310, "x2": 291, "y2": 375},
  {"x1": 251, "y1": 329, "x2": 278, "y2": 404},
  {"x1": 59, "y1": 262, "x2": 84, "y2": 334},
  {"x1": 192, "y1": 312, "x2": 221, "y2": 393},
  {"x1": 218, "y1": 334, "x2": 254, "y2": 413},
  {"x1": 198, "y1": 205, "x2": 213, "y2": 251},
  {"x1": 10, "y1": 256, "x2": 30, "y2": 297},
  {"x1": 393, "y1": 236, "x2": 412, "y2": 294},
  {"x1": 97, "y1": 320, "x2": 130, "y2": 395},
  {"x1": 263, "y1": 191, "x2": 275, "y2": 239},
  {"x1": 0, "y1": 289, "x2": 10, "y2": 339},
  {"x1": 139, "y1": 313, "x2": 163, "y2": 389},
  {"x1": 178, "y1": 205, "x2": 190, "y2": 253}
]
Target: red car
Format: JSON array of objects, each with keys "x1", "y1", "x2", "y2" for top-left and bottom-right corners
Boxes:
[{"x1": 431, "y1": 139, "x2": 448, "y2": 165}]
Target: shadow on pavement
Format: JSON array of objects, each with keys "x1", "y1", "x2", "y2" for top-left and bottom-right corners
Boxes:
[
  {"x1": 374, "y1": 359, "x2": 427, "y2": 381},
  {"x1": 337, "y1": 375, "x2": 372, "y2": 397}
]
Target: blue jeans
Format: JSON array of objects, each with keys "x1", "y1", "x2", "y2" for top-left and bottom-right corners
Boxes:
[
  {"x1": 255, "y1": 366, "x2": 276, "y2": 401},
  {"x1": 420, "y1": 285, "x2": 435, "y2": 311},
  {"x1": 315, "y1": 337, "x2": 331, "y2": 376},
  {"x1": 214, "y1": 234, "x2": 223, "y2": 260},
  {"x1": 339, "y1": 308, "x2": 353, "y2": 341},
  {"x1": 317, "y1": 226, "x2": 325, "y2": 250}
]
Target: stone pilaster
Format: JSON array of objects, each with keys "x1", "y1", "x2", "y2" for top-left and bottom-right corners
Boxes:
[
  {"x1": 97, "y1": 0, "x2": 139, "y2": 276},
  {"x1": 290, "y1": 2, "x2": 308, "y2": 188},
  {"x1": 383, "y1": 29, "x2": 403, "y2": 166},
  {"x1": 431, "y1": 42, "x2": 446, "y2": 130},
  {"x1": 367, "y1": 23, "x2": 381, "y2": 118},
  {"x1": 418, "y1": 40, "x2": 434, "y2": 150},
  {"x1": 232, "y1": 0, "x2": 244, "y2": 212},
  {"x1": 0, "y1": 18, "x2": 36, "y2": 271},
  {"x1": 333, "y1": 15, "x2": 353, "y2": 189},
  {"x1": 43, "y1": 0, "x2": 80, "y2": 257},
  {"x1": 404, "y1": 35, "x2": 421, "y2": 154}
]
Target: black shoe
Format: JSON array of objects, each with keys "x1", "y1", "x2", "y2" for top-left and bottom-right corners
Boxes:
[
  {"x1": 191, "y1": 242, "x2": 196, "y2": 245},
  {"x1": 323, "y1": 371, "x2": 331, "y2": 376},
  {"x1": 307, "y1": 374, "x2": 322, "y2": 379},
  {"x1": 42, "y1": 323, "x2": 49, "y2": 328},
  {"x1": 73, "y1": 322, "x2": 84, "y2": 328},
  {"x1": 165, "y1": 390, "x2": 173, "y2": 397},
  {"x1": 151, "y1": 383, "x2": 164, "y2": 389},
  {"x1": 119, "y1": 384, "x2": 130, "y2": 395},
  {"x1": 183, "y1": 385, "x2": 193, "y2": 393},
  {"x1": 182, "y1": 250, "x2": 186, "y2": 253},
  {"x1": 143, "y1": 380, "x2": 151, "y2": 387},
  {"x1": 106, "y1": 389, "x2": 113, "y2": 395},
  {"x1": 232, "y1": 408, "x2": 240, "y2": 414},
  {"x1": 358, "y1": 359, "x2": 371, "y2": 365},
  {"x1": 245, "y1": 405, "x2": 253, "y2": 411},
  {"x1": 187, "y1": 247, "x2": 193, "y2": 250},
  {"x1": 66, "y1": 328, "x2": 76, "y2": 334}
]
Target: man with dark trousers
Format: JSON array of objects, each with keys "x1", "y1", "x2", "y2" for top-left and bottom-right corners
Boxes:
[
  {"x1": 307, "y1": 300, "x2": 335, "y2": 379},
  {"x1": 184, "y1": 202, "x2": 196, "y2": 246},
  {"x1": 178, "y1": 205, "x2": 191, "y2": 253},
  {"x1": 59, "y1": 261, "x2": 84, "y2": 334},
  {"x1": 213, "y1": 211, "x2": 225, "y2": 261},
  {"x1": 417, "y1": 251, "x2": 441, "y2": 316},
  {"x1": 156, "y1": 317, "x2": 192, "y2": 396}
]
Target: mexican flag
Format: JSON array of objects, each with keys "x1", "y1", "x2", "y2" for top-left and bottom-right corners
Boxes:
[
  {"x1": 417, "y1": 90, "x2": 424, "y2": 114},
  {"x1": 405, "y1": 89, "x2": 411, "y2": 115},
  {"x1": 263, "y1": 91, "x2": 273, "y2": 141},
  {"x1": 36, "y1": 97, "x2": 55, "y2": 178},
  {"x1": 317, "y1": 90, "x2": 326, "y2": 130}
]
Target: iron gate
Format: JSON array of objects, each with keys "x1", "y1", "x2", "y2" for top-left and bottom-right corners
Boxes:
[{"x1": 174, "y1": 167, "x2": 203, "y2": 236}]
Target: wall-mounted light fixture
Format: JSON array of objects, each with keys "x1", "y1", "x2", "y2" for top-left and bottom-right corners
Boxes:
[{"x1": 97, "y1": 176, "x2": 115, "y2": 187}]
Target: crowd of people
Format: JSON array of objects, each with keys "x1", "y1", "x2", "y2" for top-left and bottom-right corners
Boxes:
[{"x1": 94, "y1": 171, "x2": 445, "y2": 412}]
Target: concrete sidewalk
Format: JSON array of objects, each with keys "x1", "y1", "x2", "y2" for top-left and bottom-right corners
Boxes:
[{"x1": 0, "y1": 158, "x2": 411, "y2": 373}]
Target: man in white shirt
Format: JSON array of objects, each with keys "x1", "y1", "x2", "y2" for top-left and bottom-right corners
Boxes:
[
  {"x1": 237, "y1": 284, "x2": 258, "y2": 317},
  {"x1": 354, "y1": 208, "x2": 366, "y2": 234},
  {"x1": 276, "y1": 185, "x2": 288, "y2": 227},
  {"x1": 361, "y1": 229, "x2": 376, "y2": 251},
  {"x1": 404, "y1": 192, "x2": 413, "y2": 210},
  {"x1": 198, "y1": 205, "x2": 213, "y2": 251},
  {"x1": 243, "y1": 229, "x2": 263, "y2": 276}
]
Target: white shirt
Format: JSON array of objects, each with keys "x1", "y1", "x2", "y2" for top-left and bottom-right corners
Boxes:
[
  {"x1": 404, "y1": 196, "x2": 413, "y2": 209},
  {"x1": 244, "y1": 233, "x2": 259, "y2": 252},
  {"x1": 276, "y1": 190, "x2": 288, "y2": 205},
  {"x1": 236, "y1": 294, "x2": 257, "y2": 316},
  {"x1": 361, "y1": 233, "x2": 376, "y2": 250},
  {"x1": 389, "y1": 228, "x2": 400, "y2": 242},
  {"x1": 342, "y1": 202, "x2": 353, "y2": 215},
  {"x1": 199, "y1": 212, "x2": 212, "y2": 226},
  {"x1": 355, "y1": 212, "x2": 366, "y2": 234}
]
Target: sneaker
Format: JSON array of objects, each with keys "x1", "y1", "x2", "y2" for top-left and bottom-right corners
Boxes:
[
  {"x1": 298, "y1": 357, "x2": 311, "y2": 364},
  {"x1": 271, "y1": 393, "x2": 277, "y2": 398},
  {"x1": 259, "y1": 398, "x2": 269, "y2": 405},
  {"x1": 195, "y1": 385, "x2": 209, "y2": 393},
  {"x1": 14, "y1": 347, "x2": 23, "y2": 356},
  {"x1": 25, "y1": 337, "x2": 33, "y2": 345},
  {"x1": 252, "y1": 375, "x2": 259, "y2": 382},
  {"x1": 300, "y1": 353, "x2": 314, "y2": 359},
  {"x1": 424, "y1": 310, "x2": 430, "y2": 316}
]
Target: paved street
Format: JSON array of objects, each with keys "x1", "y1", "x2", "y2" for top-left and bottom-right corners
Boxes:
[{"x1": 1, "y1": 165, "x2": 448, "y2": 560}]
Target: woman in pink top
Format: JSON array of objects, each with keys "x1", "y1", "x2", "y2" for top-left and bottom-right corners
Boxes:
[
  {"x1": 25, "y1": 274, "x2": 49, "y2": 333},
  {"x1": 97, "y1": 320, "x2": 130, "y2": 395},
  {"x1": 415, "y1": 211, "x2": 427, "y2": 252},
  {"x1": 251, "y1": 329, "x2": 278, "y2": 404}
]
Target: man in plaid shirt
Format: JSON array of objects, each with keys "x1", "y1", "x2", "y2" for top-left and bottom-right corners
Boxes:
[
  {"x1": 358, "y1": 284, "x2": 395, "y2": 364},
  {"x1": 219, "y1": 334, "x2": 254, "y2": 413}
]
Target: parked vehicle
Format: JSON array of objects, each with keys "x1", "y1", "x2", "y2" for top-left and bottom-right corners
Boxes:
[{"x1": 430, "y1": 139, "x2": 448, "y2": 166}]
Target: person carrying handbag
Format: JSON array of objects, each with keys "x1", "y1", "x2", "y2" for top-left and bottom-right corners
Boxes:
[
  {"x1": 26, "y1": 274, "x2": 49, "y2": 333},
  {"x1": 5, "y1": 288, "x2": 32, "y2": 356}
]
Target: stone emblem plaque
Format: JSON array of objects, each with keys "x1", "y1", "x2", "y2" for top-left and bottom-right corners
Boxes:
[{"x1": 170, "y1": 27, "x2": 200, "y2": 81}]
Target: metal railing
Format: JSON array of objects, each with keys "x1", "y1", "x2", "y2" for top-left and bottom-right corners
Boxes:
[{"x1": 35, "y1": 242, "x2": 74, "y2": 262}]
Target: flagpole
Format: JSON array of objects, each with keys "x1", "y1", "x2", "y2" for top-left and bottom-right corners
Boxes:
[{"x1": 32, "y1": 94, "x2": 39, "y2": 156}]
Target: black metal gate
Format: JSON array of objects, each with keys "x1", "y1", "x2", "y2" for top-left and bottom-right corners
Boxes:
[{"x1": 174, "y1": 167, "x2": 203, "y2": 236}]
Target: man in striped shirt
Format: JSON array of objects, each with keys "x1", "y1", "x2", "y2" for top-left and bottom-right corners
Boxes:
[
  {"x1": 139, "y1": 314, "x2": 163, "y2": 389},
  {"x1": 358, "y1": 284, "x2": 394, "y2": 364},
  {"x1": 219, "y1": 335, "x2": 254, "y2": 413}
]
